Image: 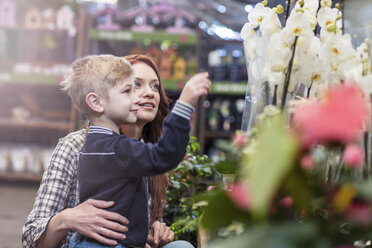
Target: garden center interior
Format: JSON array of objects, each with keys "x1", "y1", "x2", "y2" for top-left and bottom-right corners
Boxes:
[{"x1": 0, "y1": 0, "x2": 372, "y2": 247}]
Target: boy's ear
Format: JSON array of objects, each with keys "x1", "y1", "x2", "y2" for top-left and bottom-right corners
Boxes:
[{"x1": 86, "y1": 92, "x2": 104, "y2": 113}]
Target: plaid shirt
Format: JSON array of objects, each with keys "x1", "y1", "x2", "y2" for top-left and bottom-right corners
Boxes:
[{"x1": 22, "y1": 129, "x2": 86, "y2": 248}]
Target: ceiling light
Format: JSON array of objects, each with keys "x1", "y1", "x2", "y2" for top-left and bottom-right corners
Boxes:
[
  {"x1": 245, "y1": 5, "x2": 253, "y2": 13},
  {"x1": 80, "y1": 0, "x2": 118, "y2": 4},
  {"x1": 217, "y1": 5, "x2": 226, "y2": 13}
]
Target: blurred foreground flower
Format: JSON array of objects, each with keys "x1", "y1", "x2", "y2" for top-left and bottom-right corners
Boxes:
[
  {"x1": 233, "y1": 131, "x2": 248, "y2": 147},
  {"x1": 227, "y1": 182, "x2": 251, "y2": 211},
  {"x1": 342, "y1": 144, "x2": 364, "y2": 168},
  {"x1": 293, "y1": 85, "x2": 370, "y2": 148}
]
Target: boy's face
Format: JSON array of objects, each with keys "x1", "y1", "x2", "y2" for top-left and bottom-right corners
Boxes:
[{"x1": 104, "y1": 78, "x2": 140, "y2": 125}]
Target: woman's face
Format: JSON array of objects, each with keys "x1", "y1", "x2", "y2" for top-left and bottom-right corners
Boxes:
[{"x1": 132, "y1": 63, "x2": 161, "y2": 125}]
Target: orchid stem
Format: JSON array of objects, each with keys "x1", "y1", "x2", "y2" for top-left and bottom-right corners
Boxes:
[
  {"x1": 272, "y1": 84, "x2": 278, "y2": 106},
  {"x1": 284, "y1": 0, "x2": 292, "y2": 26},
  {"x1": 307, "y1": 80, "x2": 314, "y2": 98},
  {"x1": 341, "y1": 0, "x2": 345, "y2": 34},
  {"x1": 281, "y1": 36, "x2": 298, "y2": 110},
  {"x1": 363, "y1": 132, "x2": 369, "y2": 179}
]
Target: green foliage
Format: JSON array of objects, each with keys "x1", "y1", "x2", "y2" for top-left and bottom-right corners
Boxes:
[
  {"x1": 200, "y1": 188, "x2": 251, "y2": 229},
  {"x1": 207, "y1": 221, "x2": 331, "y2": 248},
  {"x1": 198, "y1": 105, "x2": 372, "y2": 247},
  {"x1": 241, "y1": 114, "x2": 300, "y2": 219},
  {"x1": 163, "y1": 136, "x2": 218, "y2": 245}
]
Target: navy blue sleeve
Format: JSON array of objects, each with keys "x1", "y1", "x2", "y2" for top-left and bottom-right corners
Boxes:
[{"x1": 108, "y1": 112, "x2": 190, "y2": 177}]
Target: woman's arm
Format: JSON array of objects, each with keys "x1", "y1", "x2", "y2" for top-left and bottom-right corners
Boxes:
[
  {"x1": 36, "y1": 199, "x2": 129, "y2": 248},
  {"x1": 22, "y1": 130, "x2": 84, "y2": 247},
  {"x1": 147, "y1": 221, "x2": 174, "y2": 248},
  {"x1": 22, "y1": 130, "x2": 128, "y2": 247}
]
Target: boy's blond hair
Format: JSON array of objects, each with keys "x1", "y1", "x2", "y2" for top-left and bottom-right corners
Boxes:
[{"x1": 61, "y1": 54, "x2": 132, "y2": 118}]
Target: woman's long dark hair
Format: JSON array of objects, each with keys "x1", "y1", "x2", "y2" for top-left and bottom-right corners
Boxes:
[{"x1": 124, "y1": 54, "x2": 170, "y2": 225}]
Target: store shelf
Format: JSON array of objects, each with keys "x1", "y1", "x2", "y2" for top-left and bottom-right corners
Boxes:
[
  {"x1": 0, "y1": 118, "x2": 72, "y2": 131},
  {"x1": 0, "y1": 72, "x2": 62, "y2": 85},
  {"x1": 204, "y1": 131, "x2": 232, "y2": 139},
  {"x1": 163, "y1": 79, "x2": 247, "y2": 94},
  {"x1": 211, "y1": 81, "x2": 246, "y2": 95},
  {"x1": 89, "y1": 28, "x2": 198, "y2": 45},
  {"x1": 0, "y1": 171, "x2": 42, "y2": 182}
]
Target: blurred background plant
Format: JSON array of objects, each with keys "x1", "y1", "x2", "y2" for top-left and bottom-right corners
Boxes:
[{"x1": 163, "y1": 136, "x2": 218, "y2": 246}]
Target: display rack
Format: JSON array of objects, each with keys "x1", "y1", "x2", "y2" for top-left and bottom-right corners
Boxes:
[
  {"x1": 0, "y1": 4, "x2": 86, "y2": 181},
  {"x1": 194, "y1": 36, "x2": 247, "y2": 155}
]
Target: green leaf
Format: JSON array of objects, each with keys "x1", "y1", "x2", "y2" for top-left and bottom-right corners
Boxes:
[
  {"x1": 241, "y1": 114, "x2": 299, "y2": 219},
  {"x1": 355, "y1": 180, "x2": 372, "y2": 201},
  {"x1": 215, "y1": 158, "x2": 239, "y2": 174},
  {"x1": 200, "y1": 190, "x2": 250, "y2": 229},
  {"x1": 281, "y1": 165, "x2": 312, "y2": 211},
  {"x1": 214, "y1": 139, "x2": 234, "y2": 152},
  {"x1": 207, "y1": 221, "x2": 330, "y2": 248}
]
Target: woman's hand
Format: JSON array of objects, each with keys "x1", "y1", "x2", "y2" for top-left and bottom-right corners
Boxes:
[
  {"x1": 147, "y1": 221, "x2": 174, "y2": 248},
  {"x1": 63, "y1": 199, "x2": 129, "y2": 246}
]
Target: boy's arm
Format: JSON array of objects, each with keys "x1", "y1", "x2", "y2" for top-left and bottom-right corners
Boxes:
[{"x1": 115, "y1": 72, "x2": 211, "y2": 176}]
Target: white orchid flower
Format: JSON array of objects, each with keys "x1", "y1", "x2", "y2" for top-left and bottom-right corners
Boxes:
[
  {"x1": 292, "y1": 0, "x2": 318, "y2": 30},
  {"x1": 259, "y1": 10, "x2": 282, "y2": 40},
  {"x1": 248, "y1": 3, "x2": 272, "y2": 28},
  {"x1": 357, "y1": 41, "x2": 370, "y2": 60},
  {"x1": 338, "y1": 58, "x2": 363, "y2": 83},
  {"x1": 320, "y1": 0, "x2": 332, "y2": 8},
  {"x1": 242, "y1": 29, "x2": 258, "y2": 62},
  {"x1": 357, "y1": 41, "x2": 372, "y2": 75},
  {"x1": 319, "y1": 33, "x2": 362, "y2": 84},
  {"x1": 303, "y1": 0, "x2": 319, "y2": 16},
  {"x1": 240, "y1": 22, "x2": 256, "y2": 41},
  {"x1": 289, "y1": 35, "x2": 323, "y2": 90},
  {"x1": 360, "y1": 74, "x2": 372, "y2": 97},
  {"x1": 318, "y1": 7, "x2": 342, "y2": 32},
  {"x1": 286, "y1": 11, "x2": 313, "y2": 38},
  {"x1": 264, "y1": 31, "x2": 292, "y2": 86}
]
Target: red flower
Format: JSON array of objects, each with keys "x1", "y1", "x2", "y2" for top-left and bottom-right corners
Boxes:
[
  {"x1": 207, "y1": 185, "x2": 216, "y2": 192},
  {"x1": 227, "y1": 181, "x2": 251, "y2": 211},
  {"x1": 300, "y1": 154, "x2": 315, "y2": 170},
  {"x1": 233, "y1": 131, "x2": 247, "y2": 147},
  {"x1": 346, "y1": 202, "x2": 372, "y2": 225},
  {"x1": 279, "y1": 196, "x2": 294, "y2": 208},
  {"x1": 342, "y1": 143, "x2": 364, "y2": 168},
  {"x1": 293, "y1": 85, "x2": 369, "y2": 148}
]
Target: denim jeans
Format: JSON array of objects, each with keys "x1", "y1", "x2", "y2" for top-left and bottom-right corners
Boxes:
[
  {"x1": 69, "y1": 232, "x2": 194, "y2": 248},
  {"x1": 161, "y1": 240, "x2": 194, "y2": 248},
  {"x1": 69, "y1": 233, "x2": 128, "y2": 248}
]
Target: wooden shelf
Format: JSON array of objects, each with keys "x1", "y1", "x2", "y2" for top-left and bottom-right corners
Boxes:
[
  {"x1": 0, "y1": 118, "x2": 72, "y2": 131},
  {"x1": 0, "y1": 171, "x2": 42, "y2": 182},
  {"x1": 89, "y1": 28, "x2": 198, "y2": 45},
  {"x1": 204, "y1": 131, "x2": 232, "y2": 139}
]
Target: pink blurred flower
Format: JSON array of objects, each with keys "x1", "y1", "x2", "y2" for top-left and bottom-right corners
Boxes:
[
  {"x1": 227, "y1": 181, "x2": 251, "y2": 211},
  {"x1": 292, "y1": 85, "x2": 369, "y2": 148},
  {"x1": 207, "y1": 185, "x2": 216, "y2": 192},
  {"x1": 300, "y1": 154, "x2": 315, "y2": 170},
  {"x1": 346, "y1": 202, "x2": 372, "y2": 225},
  {"x1": 342, "y1": 144, "x2": 364, "y2": 168},
  {"x1": 279, "y1": 196, "x2": 294, "y2": 208},
  {"x1": 233, "y1": 131, "x2": 247, "y2": 147}
]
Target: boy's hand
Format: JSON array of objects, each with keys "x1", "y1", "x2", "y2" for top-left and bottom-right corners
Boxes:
[{"x1": 179, "y1": 72, "x2": 211, "y2": 107}]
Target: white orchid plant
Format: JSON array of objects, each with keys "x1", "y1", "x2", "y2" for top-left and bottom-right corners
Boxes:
[
  {"x1": 240, "y1": 0, "x2": 372, "y2": 129},
  {"x1": 198, "y1": 2, "x2": 372, "y2": 247}
]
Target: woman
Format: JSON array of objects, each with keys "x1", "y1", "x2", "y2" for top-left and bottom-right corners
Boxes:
[{"x1": 22, "y1": 54, "x2": 194, "y2": 248}]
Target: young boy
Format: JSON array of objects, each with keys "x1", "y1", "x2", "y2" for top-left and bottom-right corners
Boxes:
[{"x1": 61, "y1": 54, "x2": 211, "y2": 248}]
